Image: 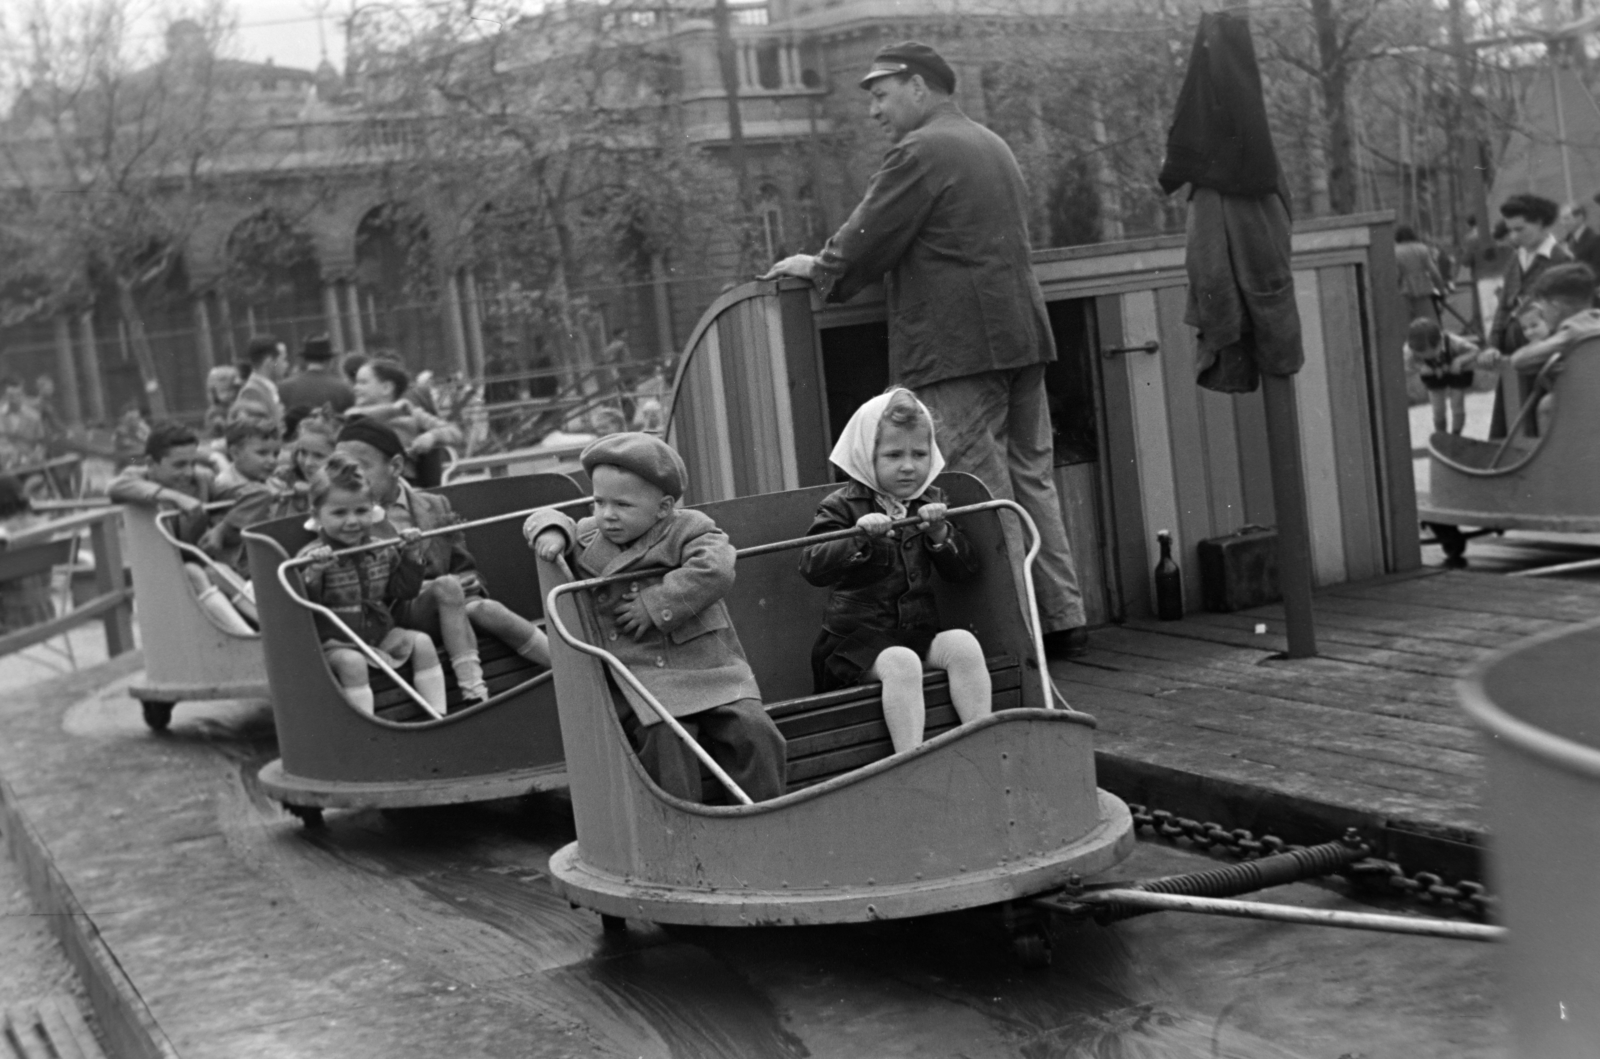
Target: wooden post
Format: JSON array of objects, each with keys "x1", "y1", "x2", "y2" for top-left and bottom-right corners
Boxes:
[
  {"x1": 192, "y1": 295, "x2": 216, "y2": 376},
  {"x1": 322, "y1": 282, "x2": 345, "y2": 354},
  {"x1": 1261, "y1": 372, "x2": 1317, "y2": 658},
  {"x1": 462, "y1": 271, "x2": 486, "y2": 379},
  {"x1": 344, "y1": 282, "x2": 367, "y2": 355},
  {"x1": 51, "y1": 315, "x2": 83, "y2": 427},
  {"x1": 89, "y1": 510, "x2": 133, "y2": 657},
  {"x1": 76, "y1": 312, "x2": 106, "y2": 424}
]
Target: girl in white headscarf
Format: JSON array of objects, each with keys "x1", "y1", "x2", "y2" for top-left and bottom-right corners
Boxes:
[{"x1": 798, "y1": 388, "x2": 992, "y2": 753}]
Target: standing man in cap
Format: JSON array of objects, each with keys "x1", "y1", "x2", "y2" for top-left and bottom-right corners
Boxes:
[
  {"x1": 278, "y1": 334, "x2": 356, "y2": 418},
  {"x1": 765, "y1": 40, "x2": 1089, "y2": 656}
]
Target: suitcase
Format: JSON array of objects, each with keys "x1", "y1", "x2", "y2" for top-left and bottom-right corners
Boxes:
[{"x1": 1197, "y1": 525, "x2": 1281, "y2": 613}]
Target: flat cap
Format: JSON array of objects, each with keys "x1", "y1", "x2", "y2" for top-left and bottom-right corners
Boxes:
[
  {"x1": 858, "y1": 41, "x2": 956, "y2": 94},
  {"x1": 581, "y1": 432, "x2": 687, "y2": 498},
  {"x1": 336, "y1": 416, "x2": 405, "y2": 460}
]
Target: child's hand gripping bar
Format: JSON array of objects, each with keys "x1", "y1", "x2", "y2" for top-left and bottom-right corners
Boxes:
[
  {"x1": 277, "y1": 497, "x2": 593, "y2": 721},
  {"x1": 543, "y1": 498, "x2": 1093, "y2": 807}
]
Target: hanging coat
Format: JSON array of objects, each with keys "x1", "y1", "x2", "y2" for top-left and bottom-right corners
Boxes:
[{"x1": 1159, "y1": 11, "x2": 1304, "y2": 393}]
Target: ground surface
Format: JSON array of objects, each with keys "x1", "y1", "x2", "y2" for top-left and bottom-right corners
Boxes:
[{"x1": 0, "y1": 651, "x2": 1507, "y2": 1059}]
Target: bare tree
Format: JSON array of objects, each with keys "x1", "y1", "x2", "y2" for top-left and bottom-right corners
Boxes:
[{"x1": 0, "y1": 0, "x2": 257, "y2": 417}]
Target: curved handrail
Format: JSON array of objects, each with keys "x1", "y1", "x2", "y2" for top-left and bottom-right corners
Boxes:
[
  {"x1": 1488, "y1": 353, "x2": 1564, "y2": 470},
  {"x1": 544, "y1": 498, "x2": 1093, "y2": 806},
  {"x1": 154, "y1": 505, "x2": 251, "y2": 599},
  {"x1": 276, "y1": 497, "x2": 593, "y2": 721}
]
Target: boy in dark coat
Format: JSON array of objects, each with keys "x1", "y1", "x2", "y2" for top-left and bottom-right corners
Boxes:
[{"x1": 526, "y1": 432, "x2": 786, "y2": 803}]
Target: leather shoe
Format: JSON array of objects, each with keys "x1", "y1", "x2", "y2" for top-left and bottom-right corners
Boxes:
[{"x1": 1042, "y1": 626, "x2": 1090, "y2": 659}]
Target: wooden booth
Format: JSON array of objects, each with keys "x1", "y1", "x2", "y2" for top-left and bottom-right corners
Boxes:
[{"x1": 667, "y1": 212, "x2": 1419, "y2": 624}]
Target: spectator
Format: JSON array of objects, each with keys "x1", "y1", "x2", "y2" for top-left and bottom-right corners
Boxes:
[
  {"x1": 1569, "y1": 199, "x2": 1600, "y2": 279},
  {"x1": 203, "y1": 366, "x2": 241, "y2": 439},
  {"x1": 346, "y1": 357, "x2": 462, "y2": 484},
  {"x1": 30, "y1": 375, "x2": 61, "y2": 438},
  {"x1": 1491, "y1": 194, "x2": 1570, "y2": 356},
  {"x1": 230, "y1": 336, "x2": 289, "y2": 428},
  {"x1": 0, "y1": 377, "x2": 45, "y2": 470},
  {"x1": 277, "y1": 334, "x2": 355, "y2": 416},
  {"x1": 1395, "y1": 226, "x2": 1445, "y2": 324}
]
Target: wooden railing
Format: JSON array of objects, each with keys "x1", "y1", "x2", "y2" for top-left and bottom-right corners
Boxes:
[{"x1": 0, "y1": 507, "x2": 133, "y2": 661}]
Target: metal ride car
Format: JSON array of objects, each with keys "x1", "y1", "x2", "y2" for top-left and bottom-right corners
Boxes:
[
  {"x1": 244, "y1": 473, "x2": 586, "y2": 827},
  {"x1": 537, "y1": 473, "x2": 1134, "y2": 957},
  {"x1": 1419, "y1": 334, "x2": 1600, "y2": 566},
  {"x1": 123, "y1": 501, "x2": 268, "y2": 731}
]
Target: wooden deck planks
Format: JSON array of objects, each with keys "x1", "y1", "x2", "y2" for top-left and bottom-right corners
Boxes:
[{"x1": 1066, "y1": 569, "x2": 1600, "y2": 863}]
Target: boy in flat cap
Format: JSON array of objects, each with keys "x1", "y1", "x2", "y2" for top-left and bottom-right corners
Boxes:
[
  {"x1": 526, "y1": 432, "x2": 786, "y2": 804},
  {"x1": 764, "y1": 40, "x2": 1091, "y2": 659}
]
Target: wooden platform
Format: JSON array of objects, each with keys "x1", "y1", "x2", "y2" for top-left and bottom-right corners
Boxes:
[{"x1": 1055, "y1": 567, "x2": 1600, "y2": 881}]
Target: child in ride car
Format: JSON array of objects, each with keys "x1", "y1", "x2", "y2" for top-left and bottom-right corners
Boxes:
[
  {"x1": 297, "y1": 453, "x2": 449, "y2": 717},
  {"x1": 799, "y1": 388, "x2": 991, "y2": 754},
  {"x1": 526, "y1": 432, "x2": 786, "y2": 803},
  {"x1": 1481, "y1": 263, "x2": 1600, "y2": 435},
  {"x1": 199, "y1": 418, "x2": 281, "y2": 595},
  {"x1": 109, "y1": 421, "x2": 254, "y2": 635}
]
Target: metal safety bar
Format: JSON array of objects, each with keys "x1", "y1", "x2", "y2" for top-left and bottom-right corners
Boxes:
[
  {"x1": 154, "y1": 507, "x2": 251, "y2": 598},
  {"x1": 543, "y1": 499, "x2": 1092, "y2": 807},
  {"x1": 1044, "y1": 888, "x2": 1505, "y2": 942},
  {"x1": 1490, "y1": 352, "x2": 1563, "y2": 470},
  {"x1": 276, "y1": 497, "x2": 593, "y2": 721}
]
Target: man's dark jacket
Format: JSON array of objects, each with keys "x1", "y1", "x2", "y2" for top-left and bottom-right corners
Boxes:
[
  {"x1": 811, "y1": 101, "x2": 1054, "y2": 388},
  {"x1": 277, "y1": 367, "x2": 355, "y2": 415}
]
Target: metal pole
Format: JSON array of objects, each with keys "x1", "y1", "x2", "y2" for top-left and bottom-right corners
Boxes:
[
  {"x1": 1060, "y1": 888, "x2": 1504, "y2": 942},
  {"x1": 1261, "y1": 373, "x2": 1318, "y2": 657}
]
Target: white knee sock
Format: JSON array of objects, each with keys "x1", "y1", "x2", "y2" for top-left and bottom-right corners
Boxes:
[
  {"x1": 196, "y1": 585, "x2": 255, "y2": 636},
  {"x1": 872, "y1": 648, "x2": 925, "y2": 753},
  {"x1": 414, "y1": 664, "x2": 447, "y2": 713},
  {"x1": 929, "y1": 631, "x2": 992, "y2": 724},
  {"x1": 342, "y1": 684, "x2": 375, "y2": 715},
  {"x1": 450, "y1": 650, "x2": 488, "y2": 702}
]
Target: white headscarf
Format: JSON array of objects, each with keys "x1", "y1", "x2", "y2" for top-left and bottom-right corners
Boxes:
[{"x1": 828, "y1": 388, "x2": 946, "y2": 520}]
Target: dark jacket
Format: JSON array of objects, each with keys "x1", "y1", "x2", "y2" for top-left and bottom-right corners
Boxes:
[
  {"x1": 1158, "y1": 10, "x2": 1283, "y2": 199},
  {"x1": 296, "y1": 533, "x2": 425, "y2": 646},
  {"x1": 1492, "y1": 241, "x2": 1574, "y2": 354},
  {"x1": 277, "y1": 367, "x2": 355, "y2": 415},
  {"x1": 377, "y1": 482, "x2": 484, "y2": 595},
  {"x1": 798, "y1": 482, "x2": 979, "y2": 637},
  {"x1": 811, "y1": 101, "x2": 1054, "y2": 389}
]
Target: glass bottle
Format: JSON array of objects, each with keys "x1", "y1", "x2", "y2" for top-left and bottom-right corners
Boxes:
[{"x1": 1155, "y1": 529, "x2": 1183, "y2": 621}]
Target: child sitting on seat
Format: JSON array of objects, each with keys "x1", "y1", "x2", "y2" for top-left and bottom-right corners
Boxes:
[
  {"x1": 1402, "y1": 318, "x2": 1479, "y2": 436},
  {"x1": 799, "y1": 388, "x2": 990, "y2": 755},
  {"x1": 1482, "y1": 263, "x2": 1600, "y2": 435},
  {"x1": 526, "y1": 432, "x2": 786, "y2": 803},
  {"x1": 297, "y1": 454, "x2": 448, "y2": 717},
  {"x1": 108, "y1": 421, "x2": 253, "y2": 635},
  {"x1": 198, "y1": 419, "x2": 282, "y2": 609}
]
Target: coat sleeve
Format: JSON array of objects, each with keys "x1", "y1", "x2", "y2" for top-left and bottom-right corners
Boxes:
[
  {"x1": 797, "y1": 492, "x2": 891, "y2": 586},
  {"x1": 410, "y1": 404, "x2": 463, "y2": 450},
  {"x1": 811, "y1": 141, "x2": 936, "y2": 305},
  {"x1": 107, "y1": 466, "x2": 162, "y2": 507},
  {"x1": 523, "y1": 507, "x2": 579, "y2": 553},
  {"x1": 927, "y1": 520, "x2": 980, "y2": 583},
  {"x1": 636, "y1": 522, "x2": 736, "y2": 635}
]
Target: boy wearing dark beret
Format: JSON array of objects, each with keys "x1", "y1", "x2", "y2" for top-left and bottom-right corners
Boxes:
[{"x1": 526, "y1": 432, "x2": 786, "y2": 803}]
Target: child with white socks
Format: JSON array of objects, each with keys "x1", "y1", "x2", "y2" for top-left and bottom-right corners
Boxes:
[
  {"x1": 297, "y1": 453, "x2": 452, "y2": 716},
  {"x1": 799, "y1": 388, "x2": 991, "y2": 754}
]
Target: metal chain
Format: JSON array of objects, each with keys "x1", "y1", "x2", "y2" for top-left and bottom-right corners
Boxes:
[{"x1": 1127, "y1": 803, "x2": 1495, "y2": 921}]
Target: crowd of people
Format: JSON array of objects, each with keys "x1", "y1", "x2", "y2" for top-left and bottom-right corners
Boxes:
[{"x1": 1400, "y1": 190, "x2": 1600, "y2": 441}]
